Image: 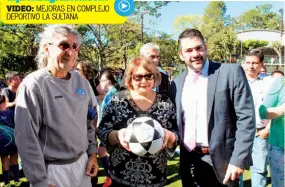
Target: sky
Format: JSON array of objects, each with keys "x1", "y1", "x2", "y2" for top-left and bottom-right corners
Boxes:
[{"x1": 141, "y1": 1, "x2": 285, "y2": 38}]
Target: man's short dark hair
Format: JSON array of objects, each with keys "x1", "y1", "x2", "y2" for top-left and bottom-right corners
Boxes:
[
  {"x1": 178, "y1": 28, "x2": 206, "y2": 49},
  {"x1": 5, "y1": 71, "x2": 19, "y2": 82},
  {"x1": 271, "y1": 70, "x2": 284, "y2": 76},
  {"x1": 246, "y1": 49, "x2": 264, "y2": 62}
]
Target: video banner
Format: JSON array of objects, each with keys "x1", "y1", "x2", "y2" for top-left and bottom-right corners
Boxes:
[{"x1": 0, "y1": 0, "x2": 135, "y2": 24}]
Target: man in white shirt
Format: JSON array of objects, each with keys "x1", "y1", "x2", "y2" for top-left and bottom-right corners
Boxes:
[{"x1": 244, "y1": 49, "x2": 270, "y2": 187}]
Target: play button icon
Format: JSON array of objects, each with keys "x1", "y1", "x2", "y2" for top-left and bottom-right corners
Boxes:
[
  {"x1": 115, "y1": 0, "x2": 135, "y2": 16},
  {"x1": 121, "y1": 2, "x2": 128, "y2": 10}
]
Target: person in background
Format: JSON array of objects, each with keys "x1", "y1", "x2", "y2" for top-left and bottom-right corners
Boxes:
[
  {"x1": 75, "y1": 60, "x2": 99, "y2": 186},
  {"x1": 1, "y1": 71, "x2": 21, "y2": 111},
  {"x1": 140, "y1": 43, "x2": 171, "y2": 96},
  {"x1": 98, "y1": 69, "x2": 120, "y2": 113},
  {"x1": 96, "y1": 69, "x2": 120, "y2": 187},
  {"x1": 271, "y1": 70, "x2": 284, "y2": 78},
  {"x1": 75, "y1": 61, "x2": 99, "y2": 121},
  {"x1": 76, "y1": 62, "x2": 113, "y2": 187},
  {"x1": 259, "y1": 77, "x2": 284, "y2": 187},
  {"x1": 243, "y1": 49, "x2": 270, "y2": 187},
  {"x1": 260, "y1": 66, "x2": 267, "y2": 73},
  {"x1": 171, "y1": 28, "x2": 255, "y2": 187},
  {"x1": 96, "y1": 69, "x2": 110, "y2": 102},
  {"x1": 114, "y1": 68, "x2": 125, "y2": 89},
  {"x1": 98, "y1": 57, "x2": 178, "y2": 187},
  {"x1": 14, "y1": 24, "x2": 98, "y2": 187},
  {"x1": 76, "y1": 61, "x2": 99, "y2": 96},
  {"x1": 0, "y1": 95, "x2": 21, "y2": 187},
  {"x1": 258, "y1": 66, "x2": 268, "y2": 78},
  {"x1": 0, "y1": 79, "x2": 7, "y2": 92}
]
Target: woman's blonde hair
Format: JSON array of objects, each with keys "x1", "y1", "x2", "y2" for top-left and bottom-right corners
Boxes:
[{"x1": 124, "y1": 57, "x2": 161, "y2": 89}]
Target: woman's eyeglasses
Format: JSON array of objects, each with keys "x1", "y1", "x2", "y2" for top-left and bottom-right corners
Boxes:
[
  {"x1": 132, "y1": 73, "x2": 154, "y2": 81},
  {"x1": 49, "y1": 42, "x2": 80, "y2": 51}
]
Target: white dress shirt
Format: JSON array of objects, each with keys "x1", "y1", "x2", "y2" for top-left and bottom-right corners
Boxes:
[
  {"x1": 247, "y1": 76, "x2": 272, "y2": 128},
  {"x1": 181, "y1": 59, "x2": 209, "y2": 147}
]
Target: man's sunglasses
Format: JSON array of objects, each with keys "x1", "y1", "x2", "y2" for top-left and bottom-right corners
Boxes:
[
  {"x1": 49, "y1": 42, "x2": 80, "y2": 51},
  {"x1": 132, "y1": 73, "x2": 154, "y2": 81}
]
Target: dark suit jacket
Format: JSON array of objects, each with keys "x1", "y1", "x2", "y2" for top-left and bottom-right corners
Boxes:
[
  {"x1": 158, "y1": 72, "x2": 171, "y2": 97},
  {"x1": 171, "y1": 61, "x2": 255, "y2": 183}
]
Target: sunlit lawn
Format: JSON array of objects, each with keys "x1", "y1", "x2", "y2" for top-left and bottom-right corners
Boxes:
[
  {"x1": 97, "y1": 153, "x2": 271, "y2": 187},
  {"x1": 0, "y1": 154, "x2": 271, "y2": 187}
]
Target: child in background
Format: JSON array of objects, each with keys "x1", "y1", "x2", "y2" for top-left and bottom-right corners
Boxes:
[{"x1": 0, "y1": 95, "x2": 21, "y2": 187}]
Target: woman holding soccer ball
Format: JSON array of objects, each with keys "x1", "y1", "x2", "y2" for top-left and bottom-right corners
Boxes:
[{"x1": 98, "y1": 57, "x2": 179, "y2": 187}]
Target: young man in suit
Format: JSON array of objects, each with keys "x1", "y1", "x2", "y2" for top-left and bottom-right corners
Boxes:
[
  {"x1": 140, "y1": 43, "x2": 171, "y2": 96},
  {"x1": 171, "y1": 28, "x2": 256, "y2": 187}
]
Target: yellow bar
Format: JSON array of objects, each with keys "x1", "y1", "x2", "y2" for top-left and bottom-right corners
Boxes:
[{"x1": 1, "y1": 0, "x2": 127, "y2": 24}]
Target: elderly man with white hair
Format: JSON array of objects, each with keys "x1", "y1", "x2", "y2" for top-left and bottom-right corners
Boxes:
[
  {"x1": 140, "y1": 42, "x2": 171, "y2": 96},
  {"x1": 14, "y1": 25, "x2": 98, "y2": 187}
]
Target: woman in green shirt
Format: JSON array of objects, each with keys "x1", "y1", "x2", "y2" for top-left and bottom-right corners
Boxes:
[{"x1": 259, "y1": 77, "x2": 284, "y2": 187}]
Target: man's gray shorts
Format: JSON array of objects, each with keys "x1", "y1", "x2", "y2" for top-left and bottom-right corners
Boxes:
[{"x1": 31, "y1": 153, "x2": 91, "y2": 187}]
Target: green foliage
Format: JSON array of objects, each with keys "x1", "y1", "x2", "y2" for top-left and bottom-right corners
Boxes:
[
  {"x1": 201, "y1": 2, "x2": 238, "y2": 62},
  {"x1": 77, "y1": 22, "x2": 141, "y2": 69},
  {"x1": 76, "y1": 2, "x2": 171, "y2": 69},
  {"x1": 146, "y1": 32, "x2": 180, "y2": 67},
  {"x1": 0, "y1": 54, "x2": 37, "y2": 77},
  {"x1": 0, "y1": 24, "x2": 44, "y2": 56},
  {"x1": 173, "y1": 15, "x2": 203, "y2": 33},
  {"x1": 173, "y1": 2, "x2": 282, "y2": 63},
  {"x1": 270, "y1": 41, "x2": 283, "y2": 64},
  {"x1": 207, "y1": 26, "x2": 238, "y2": 62},
  {"x1": 234, "y1": 4, "x2": 282, "y2": 31},
  {"x1": 202, "y1": 1, "x2": 228, "y2": 35},
  {"x1": 0, "y1": 24, "x2": 44, "y2": 77},
  {"x1": 271, "y1": 41, "x2": 282, "y2": 49},
  {"x1": 242, "y1": 39, "x2": 269, "y2": 51}
]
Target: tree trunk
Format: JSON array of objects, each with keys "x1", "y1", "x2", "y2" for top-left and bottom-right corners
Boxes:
[{"x1": 273, "y1": 47, "x2": 282, "y2": 65}]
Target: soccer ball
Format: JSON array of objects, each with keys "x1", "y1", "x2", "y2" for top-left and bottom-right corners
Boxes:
[{"x1": 126, "y1": 117, "x2": 164, "y2": 157}]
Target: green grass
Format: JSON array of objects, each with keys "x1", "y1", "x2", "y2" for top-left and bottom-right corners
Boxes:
[
  {"x1": 1, "y1": 155, "x2": 271, "y2": 187},
  {"x1": 96, "y1": 155, "x2": 182, "y2": 187},
  {"x1": 97, "y1": 154, "x2": 271, "y2": 187},
  {"x1": 96, "y1": 155, "x2": 182, "y2": 186}
]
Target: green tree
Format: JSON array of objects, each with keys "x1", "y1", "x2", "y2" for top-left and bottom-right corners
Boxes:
[
  {"x1": 202, "y1": 1, "x2": 229, "y2": 36},
  {"x1": 271, "y1": 41, "x2": 283, "y2": 64},
  {"x1": 201, "y1": 1, "x2": 238, "y2": 62},
  {"x1": 234, "y1": 4, "x2": 282, "y2": 31},
  {"x1": 77, "y1": 2, "x2": 171, "y2": 70},
  {"x1": 0, "y1": 54, "x2": 37, "y2": 76},
  {"x1": 77, "y1": 21, "x2": 141, "y2": 70},
  {"x1": 173, "y1": 15, "x2": 203, "y2": 33},
  {"x1": 0, "y1": 24, "x2": 44, "y2": 76},
  {"x1": 146, "y1": 32, "x2": 180, "y2": 67},
  {"x1": 205, "y1": 26, "x2": 238, "y2": 62},
  {"x1": 242, "y1": 39, "x2": 269, "y2": 51},
  {"x1": 0, "y1": 24, "x2": 44, "y2": 56},
  {"x1": 131, "y1": 1, "x2": 172, "y2": 43}
]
